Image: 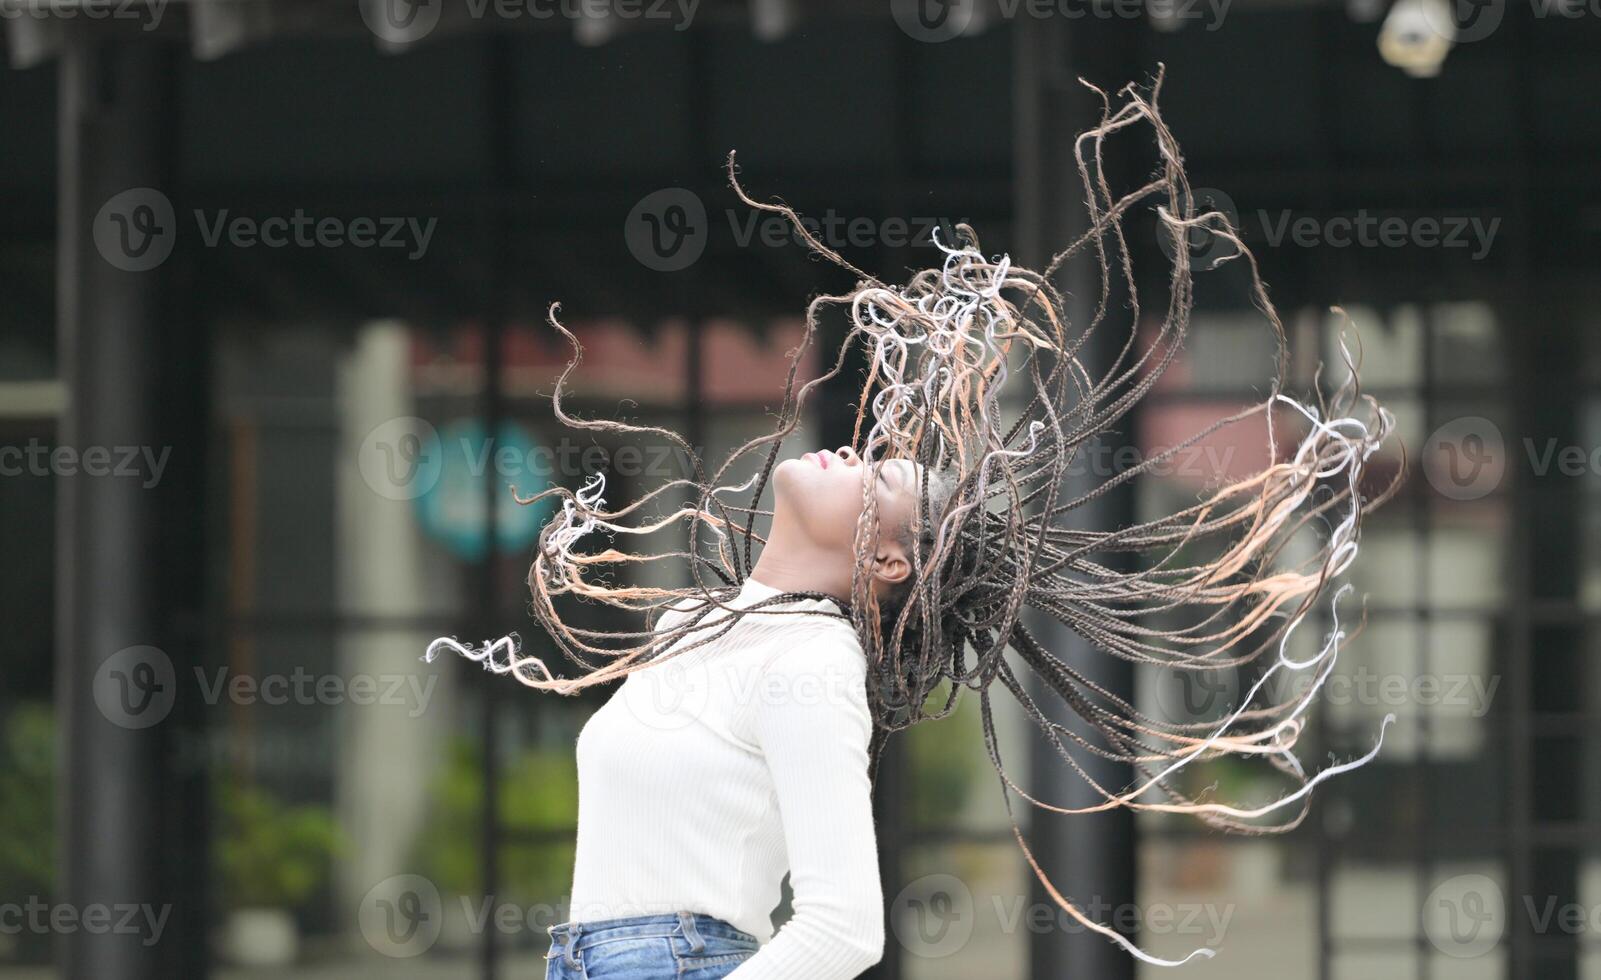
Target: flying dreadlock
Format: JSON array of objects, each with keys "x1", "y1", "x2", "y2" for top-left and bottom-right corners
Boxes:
[{"x1": 425, "y1": 67, "x2": 1404, "y2": 966}]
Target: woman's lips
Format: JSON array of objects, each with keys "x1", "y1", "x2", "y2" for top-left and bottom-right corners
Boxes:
[{"x1": 803, "y1": 450, "x2": 830, "y2": 469}]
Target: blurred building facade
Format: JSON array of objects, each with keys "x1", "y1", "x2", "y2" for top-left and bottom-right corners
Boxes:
[{"x1": 0, "y1": 4, "x2": 1598, "y2": 980}]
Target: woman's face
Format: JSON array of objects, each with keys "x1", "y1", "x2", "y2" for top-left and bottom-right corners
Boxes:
[{"x1": 771, "y1": 445, "x2": 922, "y2": 580}]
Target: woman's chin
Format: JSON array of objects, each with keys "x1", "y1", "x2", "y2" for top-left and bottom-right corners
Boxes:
[{"x1": 773, "y1": 457, "x2": 806, "y2": 488}]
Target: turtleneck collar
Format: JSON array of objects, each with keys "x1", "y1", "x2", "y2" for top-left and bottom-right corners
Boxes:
[{"x1": 736, "y1": 575, "x2": 783, "y2": 604}]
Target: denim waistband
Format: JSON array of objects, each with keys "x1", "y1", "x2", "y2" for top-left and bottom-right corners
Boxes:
[{"x1": 547, "y1": 910, "x2": 756, "y2": 953}]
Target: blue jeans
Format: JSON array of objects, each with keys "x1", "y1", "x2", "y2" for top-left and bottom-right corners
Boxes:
[{"x1": 545, "y1": 911, "x2": 760, "y2": 979}]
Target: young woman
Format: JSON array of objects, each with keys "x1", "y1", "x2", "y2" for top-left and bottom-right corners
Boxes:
[
  {"x1": 542, "y1": 449, "x2": 943, "y2": 979},
  {"x1": 428, "y1": 70, "x2": 1400, "y2": 977}
]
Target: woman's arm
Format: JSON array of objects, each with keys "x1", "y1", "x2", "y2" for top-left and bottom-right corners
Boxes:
[{"x1": 728, "y1": 634, "x2": 885, "y2": 979}]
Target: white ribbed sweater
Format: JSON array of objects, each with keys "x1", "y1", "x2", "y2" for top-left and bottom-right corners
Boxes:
[{"x1": 567, "y1": 575, "x2": 885, "y2": 979}]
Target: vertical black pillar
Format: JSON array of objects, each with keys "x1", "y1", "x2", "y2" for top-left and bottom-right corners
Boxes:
[
  {"x1": 478, "y1": 32, "x2": 516, "y2": 980},
  {"x1": 1510, "y1": 290, "x2": 1582, "y2": 980},
  {"x1": 55, "y1": 35, "x2": 184, "y2": 980},
  {"x1": 1014, "y1": 19, "x2": 1140, "y2": 980}
]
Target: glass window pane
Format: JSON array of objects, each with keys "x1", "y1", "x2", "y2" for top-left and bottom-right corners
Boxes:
[
  {"x1": 1331, "y1": 864, "x2": 1419, "y2": 940},
  {"x1": 1431, "y1": 301, "x2": 1503, "y2": 385},
  {"x1": 1138, "y1": 838, "x2": 1315, "y2": 980},
  {"x1": 1331, "y1": 950, "x2": 1417, "y2": 980},
  {"x1": 1324, "y1": 304, "x2": 1423, "y2": 390},
  {"x1": 896, "y1": 842, "x2": 1027, "y2": 980}
]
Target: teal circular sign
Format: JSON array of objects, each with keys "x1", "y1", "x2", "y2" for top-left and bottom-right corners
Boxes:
[{"x1": 413, "y1": 419, "x2": 556, "y2": 561}]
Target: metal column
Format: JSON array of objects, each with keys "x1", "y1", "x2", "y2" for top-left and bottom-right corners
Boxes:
[
  {"x1": 1014, "y1": 19, "x2": 1141, "y2": 980},
  {"x1": 55, "y1": 35, "x2": 194, "y2": 980}
]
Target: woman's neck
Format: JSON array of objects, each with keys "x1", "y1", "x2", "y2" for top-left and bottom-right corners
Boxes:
[{"x1": 749, "y1": 544, "x2": 853, "y2": 603}]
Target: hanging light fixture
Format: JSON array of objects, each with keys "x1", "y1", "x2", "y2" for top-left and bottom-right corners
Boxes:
[
  {"x1": 1377, "y1": 0, "x2": 1456, "y2": 77},
  {"x1": 751, "y1": 0, "x2": 799, "y2": 40}
]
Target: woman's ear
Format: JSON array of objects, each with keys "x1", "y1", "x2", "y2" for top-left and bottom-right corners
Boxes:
[{"x1": 872, "y1": 549, "x2": 911, "y2": 588}]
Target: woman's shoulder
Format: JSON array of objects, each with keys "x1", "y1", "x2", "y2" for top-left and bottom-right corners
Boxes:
[
  {"x1": 650, "y1": 589, "x2": 736, "y2": 630},
  {"x1": 756, "y1": 608, "x2": 864, "y2": 676}
]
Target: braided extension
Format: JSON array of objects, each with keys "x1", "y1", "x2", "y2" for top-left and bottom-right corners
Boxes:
[{"x1": 424, "y1": 67, "x2": 1404, "y2": 966}]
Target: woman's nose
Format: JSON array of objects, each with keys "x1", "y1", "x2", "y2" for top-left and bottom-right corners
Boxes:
[{"x1": 834, "y1": 446, "x2": 858, "y2": 464}]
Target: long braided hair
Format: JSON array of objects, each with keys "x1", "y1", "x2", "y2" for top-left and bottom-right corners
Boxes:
[{"x1": 426, "y1": 68, "x2": 1403, "y2": 966}]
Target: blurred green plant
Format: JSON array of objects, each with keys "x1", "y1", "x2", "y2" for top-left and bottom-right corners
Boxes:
[
  {"x1": 0, "y1": 703, "x2": 54, "y2": 897},
  {"x1": 409, "y1": 735, "x2": 577, "y2": 903},
  {"x1": 907, "y1": 682, "x2": 982, "y2": 827},
  {"x1": 215, "y1": 782, "x2": 343, "y2": 911},
  {"x1": 1174, "y1": 751, "x2": 1295, "y2": 831}
]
